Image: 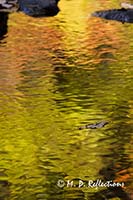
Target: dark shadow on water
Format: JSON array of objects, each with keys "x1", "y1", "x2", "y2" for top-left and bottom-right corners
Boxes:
[
  {"x1": 19, "y1": 0, "x2": 60, "y2": 17},
  {"x1": 92, "y1": 3, "x2": 133, "y2": 24},
  {"x1": 0, "y1": 0, "x2": 60, "y2": 17},
  {"x1": 0, "y1": 177, "x2": 10, "y2": 200},
  {"x1": 0, "y1": 12, "x2": 8, "y2": 39}
]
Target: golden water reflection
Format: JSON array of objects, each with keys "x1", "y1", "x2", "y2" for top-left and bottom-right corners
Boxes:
[{"x1": 0, "y1": 0, "x2": 133, "y2": 199}]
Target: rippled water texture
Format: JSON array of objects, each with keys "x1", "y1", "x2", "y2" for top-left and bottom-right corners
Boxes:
[{"x1": 0, "y1": 0, "x2": 133, "y2": 199}]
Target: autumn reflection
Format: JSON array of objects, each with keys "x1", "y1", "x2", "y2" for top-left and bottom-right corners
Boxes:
[
  {"x1": 0, "y1": 0, "x2": 60, "y2": 41},
  {"x1": 82, "y1": 17, "x2": 128, "y2": 66},
  {"x1": 0, "y1": 1, "x2": 132, "y2": 200}
]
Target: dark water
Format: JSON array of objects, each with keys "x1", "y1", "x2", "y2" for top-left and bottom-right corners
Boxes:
[{"x1": 0, "y1": 0, "x2": 133, "y2": 199}]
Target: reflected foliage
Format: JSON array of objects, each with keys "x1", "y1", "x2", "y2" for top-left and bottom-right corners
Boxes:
[
  {"x1": 0, "y1": 0, "x2": 133, "y2": 200},
  {"x1": 0, "y1": 0, "x2": 60, "y2": 39}
]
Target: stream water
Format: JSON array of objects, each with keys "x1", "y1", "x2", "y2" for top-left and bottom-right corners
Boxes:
[{"x1": 0, "y1": 0, "x2": 132, "y2": 199}]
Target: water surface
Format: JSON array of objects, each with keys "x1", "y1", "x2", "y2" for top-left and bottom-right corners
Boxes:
[{"x1": 0, "y1": 0, "x2": 133, "y2": 199}]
